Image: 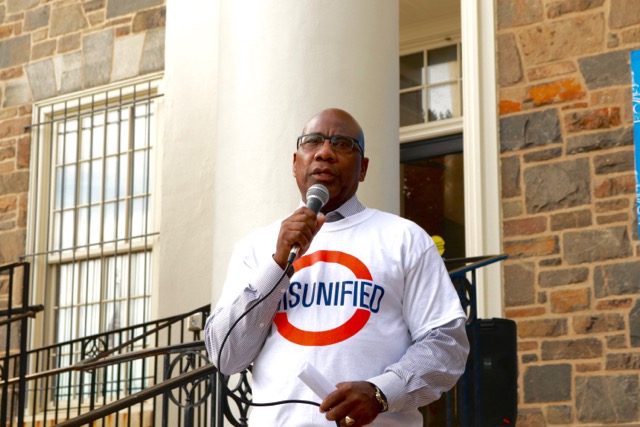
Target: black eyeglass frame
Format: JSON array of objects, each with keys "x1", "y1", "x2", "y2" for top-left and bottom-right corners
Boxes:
[{"x1": 296, "y1": 133, "x2": 364, "y2": 156}]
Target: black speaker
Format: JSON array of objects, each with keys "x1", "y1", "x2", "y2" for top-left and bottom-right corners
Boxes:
[{"x1": 457, "y1": 318, "x2": 518, "y2": 427}]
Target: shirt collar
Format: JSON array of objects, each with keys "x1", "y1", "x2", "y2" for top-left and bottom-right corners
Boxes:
[
  {"x1": 331, "y1": 194, "x2": 365, "y2": 219},
  {"x1": 298, "y1": 194, "x2": 365, "y2": 220}
]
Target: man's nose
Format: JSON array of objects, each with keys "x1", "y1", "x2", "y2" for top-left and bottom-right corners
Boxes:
[{"x1": 314, "y1": 138, "x2": 337, "y2": 159}]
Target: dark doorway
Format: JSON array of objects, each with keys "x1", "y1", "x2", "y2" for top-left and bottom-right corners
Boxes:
[{"x1": 400, "y1": 133, "x2": 465, "y2": 260}]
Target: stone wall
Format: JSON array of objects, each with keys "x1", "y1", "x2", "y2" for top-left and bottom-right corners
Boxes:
[
  {"x1": 497, "y1": 0, "x2": 640, "y2": 425},
  {"x1": 0, "y1": 0, "x2": 165, "y2": 265}
]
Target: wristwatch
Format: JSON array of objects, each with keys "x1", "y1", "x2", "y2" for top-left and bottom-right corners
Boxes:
[{"x1": 372, "y1": 385, "x2": 389, "y2": 413}]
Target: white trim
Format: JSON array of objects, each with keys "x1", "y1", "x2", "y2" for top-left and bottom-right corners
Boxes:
[
  {"x1": 461, "y1": 1, "x2": 503, "y2": 318},
  {"x1": 400, "y1": 33, "x2": 462, "y2": 56},
  {"x1": 26, "y1": 103, "x2": 52, "y2": 349},
  {"x1": 31, "y1": 72, "x2": 164, "y2": 110},
  {"x1": 400, "y1": 18, "x2": 461, "y2": 51},
  {"x1": 400, "y1": 117, "x2": 463, "y2": 143}
]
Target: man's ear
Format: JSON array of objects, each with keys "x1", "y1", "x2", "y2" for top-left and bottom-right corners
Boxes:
[
  {"x1": 292, "y1": 153, "x2": 297, "y2": 177},
  {"x1": 359, "y1": 157, "x2": 369, "y2": 182}
]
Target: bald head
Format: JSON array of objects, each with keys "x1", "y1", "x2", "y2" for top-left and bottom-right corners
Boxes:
[{"x1": 302, "y1": 108, "x2": 365, "y2": 155}]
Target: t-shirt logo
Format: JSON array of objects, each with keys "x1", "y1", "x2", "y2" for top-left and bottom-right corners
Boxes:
[{"x1": 274, "y1": 250, "x2": 383, "y2": 346}]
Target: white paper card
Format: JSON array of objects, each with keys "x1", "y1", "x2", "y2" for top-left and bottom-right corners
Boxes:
[{"x1": 298, "y1": 361, "x2": 336, "y2": 399}]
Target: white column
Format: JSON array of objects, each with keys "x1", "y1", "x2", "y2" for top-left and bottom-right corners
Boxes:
[
  {"x1": 211, "y1": 0, "x2": 400, "y2": 302},
  {"x1": 461, "y1": 0, "x2": 503, "y2": 318},
  {"x1": 154, "y1": 0, "x2": 219, "y2": 317}
]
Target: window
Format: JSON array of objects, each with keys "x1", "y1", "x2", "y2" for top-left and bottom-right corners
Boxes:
[
  {"x1": 26, "y1": 78, "x2": 161, "y2": 401},
  {"x1": 400, "y1": 43, "x2": 462, "y2": 128}
]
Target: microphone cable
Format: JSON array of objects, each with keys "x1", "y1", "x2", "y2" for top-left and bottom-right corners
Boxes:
[{"x1": 215, "y1": 257, "x2": 340, "y2": 427}]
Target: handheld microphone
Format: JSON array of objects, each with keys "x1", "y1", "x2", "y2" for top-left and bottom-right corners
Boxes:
[{"x1": 287, "y1": 184, "x2": 330, "y2": 263}]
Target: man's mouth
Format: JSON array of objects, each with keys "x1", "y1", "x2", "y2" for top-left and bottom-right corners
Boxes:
[{"x1": 311, "y1": 168, "x2": 335, "y2": 179}]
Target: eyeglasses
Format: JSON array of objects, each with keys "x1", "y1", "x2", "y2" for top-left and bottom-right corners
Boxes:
[{"x1": 297, "y1": 133, "x2": 363, "y2": 155}]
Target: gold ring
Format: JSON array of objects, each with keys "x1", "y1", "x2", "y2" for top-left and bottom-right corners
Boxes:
[{"x1": 344, "y1": 415, "x2": 355, "y2": 426}]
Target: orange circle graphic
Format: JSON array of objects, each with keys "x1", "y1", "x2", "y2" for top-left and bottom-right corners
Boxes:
[{"x1": 274, "y1": 250, "x2": 373, "y2": 346}]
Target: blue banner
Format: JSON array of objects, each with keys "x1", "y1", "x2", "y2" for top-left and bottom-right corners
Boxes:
[{"x1": 633, "y1": 50, "x2": 640, "y2": 237}]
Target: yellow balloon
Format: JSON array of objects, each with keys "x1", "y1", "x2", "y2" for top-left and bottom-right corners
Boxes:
[{"x1": 432, "y1": 235, "x2": 445, "y2": 256}]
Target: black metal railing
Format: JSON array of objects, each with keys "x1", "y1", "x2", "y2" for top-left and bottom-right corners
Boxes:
[
  {"x1": 4, "y1": 337, "x2": 250, "y2": 427},
  {"x1": 52, "y1": 342, "x2": 220, "y2": 427},
  {"x1": 0, "y1": 262, "x2": 32, "y2": 427},
  {"x1": 1, "y1": 297, "x2": 213, "y2": 426},
  {"x1": 49, "y1": 343, "x2": 256, "y2": 427}
]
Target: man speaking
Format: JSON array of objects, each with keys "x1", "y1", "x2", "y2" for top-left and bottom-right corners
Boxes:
[{"x1": 205, "y1": 108, "x2": 469, "y2": 426}]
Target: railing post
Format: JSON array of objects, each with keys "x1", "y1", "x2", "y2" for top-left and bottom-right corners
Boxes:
[
  {"x1": 17, "y1": 262, "x2": 31, "y2": 426},
  {"x1": 209, "y1": 369, "x2": 217, "y2": 427},
  {"x1": 216, "y1": 373, "x2": 225, "y2": 427},
  {"x1": 162, "y1": 353, "x2": 170, "y2": 427},
  {"x1": 184, "y1": 403, "x2": 194, "y2": 427},
  {"x1": 0, "y1": 265, "x2": 14, "y2": 427},
  {"x1": 183, "y1": 352, "x2": 195, "y2": 427}
]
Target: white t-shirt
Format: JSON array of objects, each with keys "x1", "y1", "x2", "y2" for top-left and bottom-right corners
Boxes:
[{"x1": 215, "y1": 208, "x2": 465, "y2": 426}]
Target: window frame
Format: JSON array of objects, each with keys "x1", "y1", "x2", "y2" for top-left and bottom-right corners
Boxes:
[
  {"x1": 25, "y1": 74, "x2": 163, "y2": 375},
  {"x1": 400, "y1": 37, "x2": 463, "y2": 143}
]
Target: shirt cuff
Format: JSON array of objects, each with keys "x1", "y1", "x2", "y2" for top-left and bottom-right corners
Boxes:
[
  {"x1": 252, "y1": 257, "x2": 292, "y2": 302},
  {"x1": 367, "y1": 371, "x2": 405, "y2": 413}
]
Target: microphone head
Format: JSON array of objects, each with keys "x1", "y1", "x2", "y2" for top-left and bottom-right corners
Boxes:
[{"x1": 305, "y1": 184, "x2": 330, "y2": 214}]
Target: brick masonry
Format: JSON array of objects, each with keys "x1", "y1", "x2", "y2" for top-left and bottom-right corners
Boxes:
[{"x1": 497, "y1": 0, "x2": 640, "y2": 424}]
